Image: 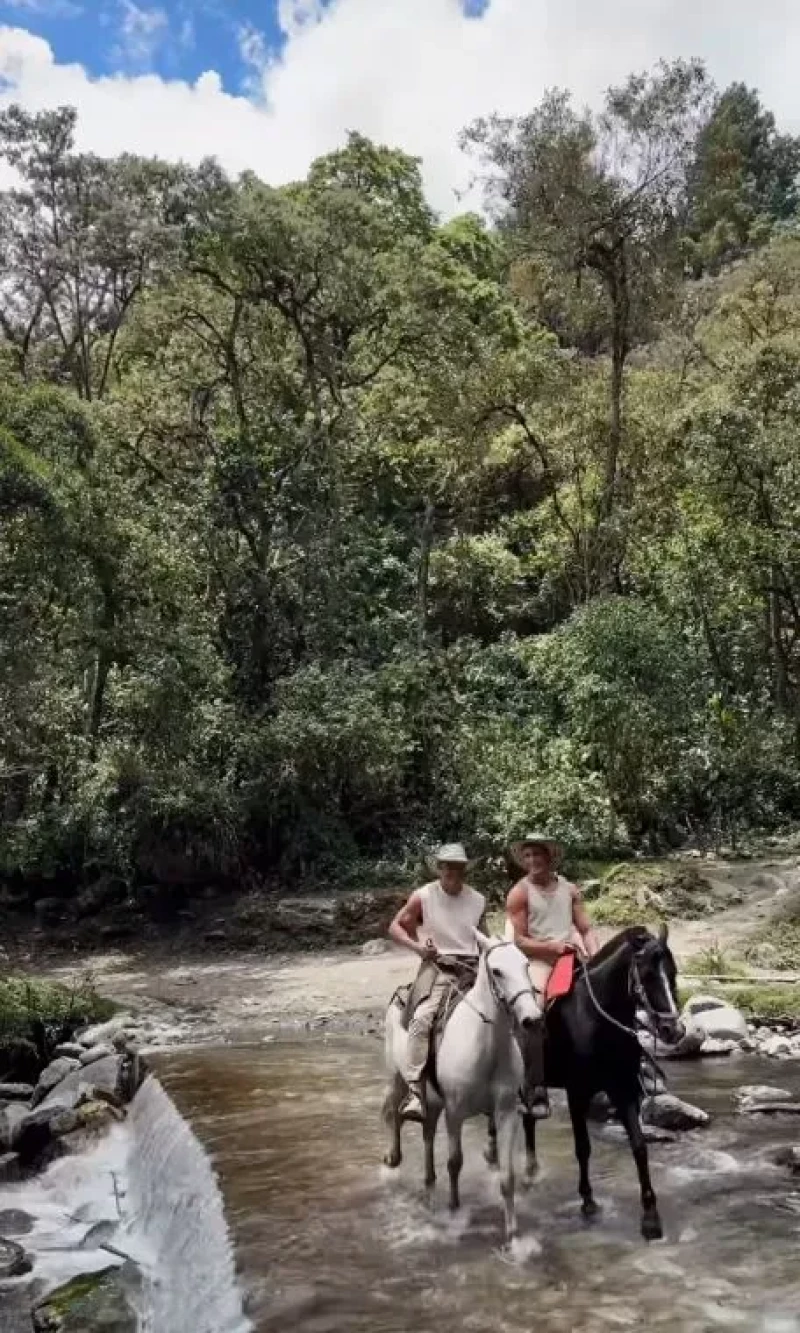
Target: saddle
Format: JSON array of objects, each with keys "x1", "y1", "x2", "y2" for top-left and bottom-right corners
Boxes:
[
  {"x1": 397, "y1": 958, "x2": 478, "y2": 1091},
  {"x1": 545, "y1": 951, "x2": 576, "y2": 1005}
]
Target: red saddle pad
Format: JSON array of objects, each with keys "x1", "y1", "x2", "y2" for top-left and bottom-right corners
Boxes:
[{"x1": 546, "y1": 951, "x2": 575, "y2": 1003}]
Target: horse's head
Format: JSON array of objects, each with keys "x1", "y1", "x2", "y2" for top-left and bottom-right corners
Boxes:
[
  {"x1": 474, "y1": 930, "x2": 540, "y2": 1031},
  {"x1": 630, "y1": 923, "x2": 684, "y2": 1044}
]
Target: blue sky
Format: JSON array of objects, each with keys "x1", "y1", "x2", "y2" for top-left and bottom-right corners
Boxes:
[
  {"x1": 0, "y1": 0, "x2": 797, "y2": 216},
  {"x1": 0, "y1": 0, "x2": 294, "y2": 91}
]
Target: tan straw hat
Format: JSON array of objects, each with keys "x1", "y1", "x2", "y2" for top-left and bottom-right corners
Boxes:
[
  {"x1": 510, "y1": 833, "x2": 562, "y2": 868},
  {"x1": 430, "y1": 842, "x2": 469, "y2": 868}
]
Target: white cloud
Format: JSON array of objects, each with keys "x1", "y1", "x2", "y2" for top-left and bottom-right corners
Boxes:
[
  {"x1": 114, "y1": 1, "x2": 168, "y2": 68},
  {"x1": 1, "y1": 0, "x2": 800, "y2": 214},
  {"x1": 1, "y1": 0, "x2": 82, "y2": 14}
]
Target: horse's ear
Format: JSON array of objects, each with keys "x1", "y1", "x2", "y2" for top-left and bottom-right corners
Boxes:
[
  {"x1": 658, "y1": 922, "x2": 669, "y2": 945},
  {"x1": 474, "y1": 928, "x2": 492, "y2": 953}
]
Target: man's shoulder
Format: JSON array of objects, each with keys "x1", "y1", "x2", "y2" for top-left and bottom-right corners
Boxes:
[
  {"x1": 507, "y1": 877, "x2": 528, "y2": 902},
  {"x1": 464, "y1": 884, "x2": 485, "y2": 907}
]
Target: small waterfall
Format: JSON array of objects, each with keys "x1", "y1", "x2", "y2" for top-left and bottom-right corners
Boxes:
[{"x1": 125, "y1": 1075, "x2": 252, "y2": 1333}]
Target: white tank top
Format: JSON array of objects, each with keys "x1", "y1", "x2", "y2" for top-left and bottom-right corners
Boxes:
[
  {"x1": 418, "y1": 881, "x2": 485, "y2": 957},
  {"x1": 525, "y1": 876, "x2": 575, "y2": 942}
]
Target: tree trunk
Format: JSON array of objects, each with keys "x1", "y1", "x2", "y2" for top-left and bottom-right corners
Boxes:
[{"x1": 416, "y1": 501, "x2": 435, "y2": 649}]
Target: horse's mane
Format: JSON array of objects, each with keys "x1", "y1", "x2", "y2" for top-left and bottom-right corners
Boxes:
[{"x1": 589, "y1": 925, "x2": 654, "y2": 966}]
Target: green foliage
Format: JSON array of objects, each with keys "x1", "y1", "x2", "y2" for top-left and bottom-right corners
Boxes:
[
  {"x1": 0, "y1": 974, "x2": 114, "y2": 1036},
  {"x1": 0, "y1": 74, "x2": 799, "y2": 899}
]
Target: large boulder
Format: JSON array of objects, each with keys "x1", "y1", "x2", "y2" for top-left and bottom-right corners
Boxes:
[
  {"x1": 33, "y1": 1266, "x2": 138, "y2": 1333},
  {"x1": 31, "y1": 1057, "x2": 81, "y2": 1108},
  {"x1": 39, "y1": 1056, "x2": 125, "y2": 1111},
  {"x1": 681, "y1": 994, "x2": 748, "y2": 1043},
  {"x1": 642, "y1": 1093, "x2": 710, "y2": 1131}
]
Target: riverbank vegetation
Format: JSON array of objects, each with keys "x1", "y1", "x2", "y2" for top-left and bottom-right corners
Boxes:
[{"x1": 2, "y1": 58, "x2": 800, "y2": 906}]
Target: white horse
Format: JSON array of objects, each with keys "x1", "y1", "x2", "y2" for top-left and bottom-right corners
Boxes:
[{"x1": 383, "y1": 931, "x2": 539, "y2": 1243}]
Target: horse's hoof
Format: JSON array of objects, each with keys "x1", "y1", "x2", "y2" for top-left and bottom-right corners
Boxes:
[
  {"x1": 642, "y1": 1213, "x2": 663, "y2": 1242},
  {"x1": 581, "y1": 1199, "x2": 601, "y2": 1221},
  {"x1": 383, "y1": 1151, "x2": 402, "y2": 1169}
]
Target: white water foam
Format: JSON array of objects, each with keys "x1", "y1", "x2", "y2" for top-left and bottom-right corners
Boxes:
[{"x1": 125, "y1": 1075, "x2": 252, "y2": 1333}]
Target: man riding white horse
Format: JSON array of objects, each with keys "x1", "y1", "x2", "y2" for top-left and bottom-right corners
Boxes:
[
  {"x1": 388, "y1": 842, "x2": 486, "y2": 1122},
  {"x1": 505, "y1": 833, "x2": 599, "y2": 1119}
]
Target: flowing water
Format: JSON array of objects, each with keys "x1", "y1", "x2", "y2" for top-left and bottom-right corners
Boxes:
[{"x1": 153, "y1": 1039, "x2": 800, "y2": 1333}]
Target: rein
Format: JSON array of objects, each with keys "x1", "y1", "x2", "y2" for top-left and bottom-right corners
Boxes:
[{"x1": 578, "y1": 954, "x2": 669, "y2": 1086}]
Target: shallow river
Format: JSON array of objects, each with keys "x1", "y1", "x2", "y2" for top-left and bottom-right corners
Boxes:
[{"x1": 154, "y1": 1041, "x2": 800, "y2": 1333}]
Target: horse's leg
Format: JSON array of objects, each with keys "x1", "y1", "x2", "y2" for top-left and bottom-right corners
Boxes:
[
  {"x1": 445, "y1": 1110, "x2": 464, "y2": 1212},
  {"x1": 614, "y1": 1095, "x2": 662, "y2": 1241},
  {"x1": 382, "y1": 1073, "x2": 405, "y2": 1169},
  {"x1": 567, "y1": 1089, "x2": 599, "y2": 1220},
  {"x1": 495, "y1": 1104, "x2": 520, "y2": 1244},
  {"x1": 522, "y1": 1111, "x2": 539, "y2": 1182},
  {"x1": 423, "y1": 1098, "x2": 442, "y2": 1197},
  {"x1": 484, "y1": 1113, "x2": 498, "y2": 1169}
]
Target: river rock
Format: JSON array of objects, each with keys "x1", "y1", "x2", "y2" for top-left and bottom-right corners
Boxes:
[
  {"x1": 639, "y1": 1027, "x2": 705, "y2": 1061},
  {"x1": 0, "y1": 1103, "x2": 29, "y2": 1151},
  {"x1": 681, "y1": 995, "x2": 748, "y2": 1042},
  {"x1": 0, "y1": 1208, "x2": 34, "y2": 1236},
  {"x1": 774, "y1": 1147, "x2": 800, "y2": 1174},
  {"x1": 0, "y1": 1236, "x2": 31, "y2": 1279},
  {"x1": 0, "y1": 1083, "x2": 34, "y2": 1102},
  {"x1": 602, "y1": 1122, "x2": 678, "y2": 1145},
  {"x1": 53, "y1": 1043, "x2": 85, "y2": 1061},
  {"x1": 642, "y1": 1093, "x2": 710, "y2": 1131},
  {"x1": 40, "y1": 1056, "x2": 125, "y2": 1111},
  {"x1": 0, "y1": 1153, "x2": 22, "y2": 1182},
  {"x1": 79, "y1": 1045, "x2": 115, "y2": 1068},
  {"x1": 31, "y1": 1057, "x2": 81, "y2": 1107},
  {"x1": 699, "y1": 1038, "x2": 737, "y2": 1057},
  {"x1": 734, "y1": 1085, "x2": 793, "y2": 1113},
  {"x1": 33, "y1": 1266, "x2": 138, "y2": 1333},
  {"x1": 78, "y1": 1016, "x2": 132, "y2": 1050},
  {"x1": 760, "y1": 1033, "x2": 795, "y2": 1059}
]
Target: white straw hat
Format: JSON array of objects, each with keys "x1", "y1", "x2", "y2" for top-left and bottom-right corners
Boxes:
[
  {"x1": 432, "y1": 842, "x2": 469, "y2": 866},
  {"x1": 510, "y1": 833, "x2": 562, "y2": 868}
]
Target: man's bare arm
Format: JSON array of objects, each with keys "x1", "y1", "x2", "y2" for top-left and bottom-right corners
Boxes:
[
  {"x1": 572, "y1": 889, "x2": 599, "y2": 957},
  {"x1": 388, "y1": 892, "x2": 437, "y2": 961},
  {"x1": 506, "y1": 883, "x2": 567, "y2": 964}
]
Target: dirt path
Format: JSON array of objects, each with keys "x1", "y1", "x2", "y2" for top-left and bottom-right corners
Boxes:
[{"x1": 23, "y1": 854, "x2": 800, "y2": 1044}]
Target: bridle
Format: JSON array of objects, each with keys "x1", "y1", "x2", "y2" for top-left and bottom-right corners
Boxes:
[
  {"x1": 475, "y1": 941, "x2": 534, "y2": 1026},
  {"x1": 579, "y1": 943, "x2": 679, "y2": 1051},
  {"x1": 435, "y1": 941, "x2": 533, "y2": 1027}
]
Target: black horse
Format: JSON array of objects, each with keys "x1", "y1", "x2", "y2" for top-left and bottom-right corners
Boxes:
[{"x1": 486, "y1": 924, "x2": 683, "y2": 1242}]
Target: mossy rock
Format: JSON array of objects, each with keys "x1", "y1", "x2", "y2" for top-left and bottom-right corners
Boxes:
[{"x1": 33, "y1": 1267, "x2": 137, "y2": 1332}]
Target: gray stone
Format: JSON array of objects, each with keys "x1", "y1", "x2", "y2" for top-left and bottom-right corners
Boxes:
[
  {"x1": 602, "y1": 1122, "x2": 677, "y2": 1145},
  {"x1": 0, "y1": 1084, "x2": 34, "y2": 1102},
  {"x1": 0, "y1": 1153, "x2": 22, "y2": 1182},
  {"x1": 642, "y1": 1092, "x2": 710, "y2": 1131},
  {"x1": 740, "y1": 1101, "x2": 800, "y2": 1115},
  {"x1": 0, "y1": 1103, "x2": 28, "y2": 1151},
  {"x1": 734, "y1": 1084, "x2": 793, "y2": 1113},
  {"x1": 39, "y1": 1056, "x2": 124, "y2": 1111},
  {"x1": 681, "y1": 994, "x2": 748, "y2": 1042},
  {"x1": 0, "y1": 1209, "x2": 34, "y2": 1236},
  {"x1": 361, "y1": 938, "x2": 390, "y2": 957},
  {"x1": 52, "y1": 1043, "x2": 85, "y2": 1061},
  {"x1": 0, "y1": 1237, "x2": 31, "y2": 1279},
  {"x1": 78, "y1": 1016, "x2": 131, "y2": 1050},
  {"x1": 774, "y1": 1146, "x2": 800, "y2": 1174},
  {"x1": 699, "y1": 1038, "x2": 737, "y2": 1057},
  {"x1": 79, "y1": 1045, "x2": 115, "y2": 1067},
  {"x1": 31, "y1": 1058, "x2": 81, "y2": 1107},
  {"x1": 33, "y1": 1266, "x2": 138, "y2": 1333}
]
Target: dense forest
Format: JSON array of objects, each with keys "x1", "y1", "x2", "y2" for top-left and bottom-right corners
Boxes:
[{"x1": 2, "y1": 57, "x2": 800, "y2": 896}]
